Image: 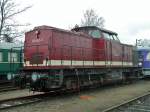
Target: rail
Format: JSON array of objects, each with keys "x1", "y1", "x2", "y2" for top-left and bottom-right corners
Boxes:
[
  {"x1": 103, "y1": 92, "x2": 150, "y2": 112},
  {"x1": 0, "y1": 93, "x2": 47, "y2": 110}
]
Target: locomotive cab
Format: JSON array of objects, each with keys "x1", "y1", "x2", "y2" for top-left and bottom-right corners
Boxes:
[{"x1": 72, "y1": 26, "x2": 120, "y2": 42}]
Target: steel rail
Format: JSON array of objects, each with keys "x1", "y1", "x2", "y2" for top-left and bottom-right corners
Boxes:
[
  {"x1": 0, "y1": 87, "x2": 19, "y2": 92},
  {"x1": 102, "y1": 91, "x2": 150, "y2": 112},
  {"x1": 0, "y1": 93, "x2": 46, "y2": 110}
]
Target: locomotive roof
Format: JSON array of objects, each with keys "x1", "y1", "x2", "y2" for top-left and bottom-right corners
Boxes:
[
  {"x1": 0, "y1": 42, "x2": 23, "y2": 50},
  {"x1": 31, "y1": 25, "x2": 91, "y2": 37},
  {"x1": 33, "y1": 25, "x2": 73, "y2": 33},
  {"x1": 32, "y1": 25, "x2": 118, "y2": 36},
  {"x1": 72, "y1": 26, "x2": 118, "y2": 35}
]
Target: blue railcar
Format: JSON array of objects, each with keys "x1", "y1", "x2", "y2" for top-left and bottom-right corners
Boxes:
[{"x1": 138, "y1": 47, "x2": 150, "y2": 78}]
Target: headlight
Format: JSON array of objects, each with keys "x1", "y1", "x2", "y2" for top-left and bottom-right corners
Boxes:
[
  {"x1": 31, "y1": 72, "x2": 38, "y2": 81},
  {"x1": 138, "y1": 62, "x2": 142, "y2": 66}
]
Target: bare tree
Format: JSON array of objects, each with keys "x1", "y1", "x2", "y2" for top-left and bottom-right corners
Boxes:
[
  {"x1": 0, "y1": 0, "x2": 31, "y2": 42},
  {"x1": 81, "y1": 9, "x2": 105, "y2": 28}
]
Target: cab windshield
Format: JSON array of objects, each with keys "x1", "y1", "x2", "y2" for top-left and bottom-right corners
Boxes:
[{"x1": 88, "y1": 30, "x2": 101, "y2": 38}]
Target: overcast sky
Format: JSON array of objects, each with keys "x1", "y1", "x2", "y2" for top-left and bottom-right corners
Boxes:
[{"x1": 16, "y1": 0, "x2": 150, "y2": 45}]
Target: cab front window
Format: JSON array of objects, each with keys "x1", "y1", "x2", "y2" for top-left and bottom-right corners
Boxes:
[{"x1": 88, "y1": 30, "x2": 101, "y2": 38}]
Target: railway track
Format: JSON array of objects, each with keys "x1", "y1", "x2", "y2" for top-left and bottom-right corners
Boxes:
[
  {"x1": 103, "y1": 92, "x2": 150, "y2": 112},
  {"x1": 0, "y1": 93, "x2": 47, "y2": 110},
  {"x1": 0, "y1": 86, "x2": 19, "y2": 92},
  {"x1": 0, "y1": 81, "x2": 19, "y2": 92},
  {"x1": 0, "y1": 80, "x2": 149, "y2": 111},
  {"x1": 0, "y1": 89, "x2": 66, "y2": 110}
]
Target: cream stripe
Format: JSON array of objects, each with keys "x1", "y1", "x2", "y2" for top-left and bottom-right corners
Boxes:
[
  {"x1": 72, "y1": 61, "x2": 83, "y2": 66},
  {"x1": 84, "y1": 61, "x2": 93, "y2": 66},
  {"x1": 24, "y1": 60, "x2": 133, "y2": 67},
  {"x1": 62, "y1": 60, "x2": 71, "y2": 65},
  {"x1": 51, "y1": 60, "x2": 61, "y2": 66},
  {"x1": 94, "y1": 61, "x2": 105, "y2": 65}
]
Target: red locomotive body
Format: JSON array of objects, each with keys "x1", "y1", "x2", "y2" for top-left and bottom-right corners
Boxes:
[
  {"x1": 24, "y1": 26, "x2": 132, "y2": 69},
  {"x1": 23, "y1": 26, "x2": 138, "y2": 92}
]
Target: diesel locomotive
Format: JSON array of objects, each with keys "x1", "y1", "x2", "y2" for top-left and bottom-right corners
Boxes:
[{"x1": 22, "y1": 25, "x2": 141, "y2": 92}]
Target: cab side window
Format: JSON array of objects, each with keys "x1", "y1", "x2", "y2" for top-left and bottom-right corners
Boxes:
[
  {"x1": 102, "y1": 33, "x2": 110, "y2": 40},
  {"x1": 0, "y1": 52, "x2": 2, "y2": 62},
  {"x1": 103, "y1": 32, "x2": 120, "y2": 42}
]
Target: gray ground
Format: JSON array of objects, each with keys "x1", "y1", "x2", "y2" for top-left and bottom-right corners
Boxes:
[{"x1": 1, "y1": 80, "x2": 150, "y2": 112}]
